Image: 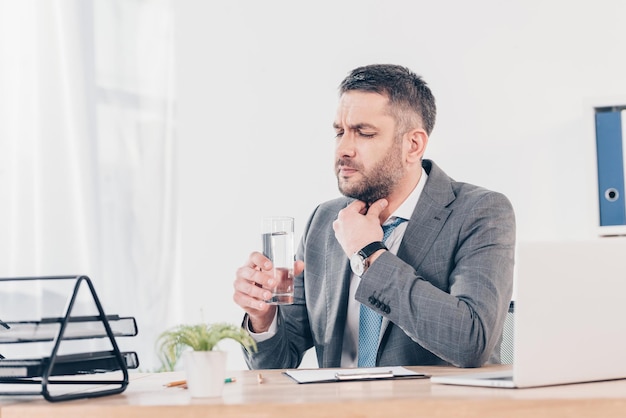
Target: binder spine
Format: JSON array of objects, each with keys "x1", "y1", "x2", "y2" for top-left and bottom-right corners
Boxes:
[{"x1": 594, "y1": 107, "x2": 626, "y2": 233}]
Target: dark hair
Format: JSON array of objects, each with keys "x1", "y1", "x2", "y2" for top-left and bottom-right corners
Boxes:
[{"x1": 339, "y1": 64, "x2": 436, "y2": 136}]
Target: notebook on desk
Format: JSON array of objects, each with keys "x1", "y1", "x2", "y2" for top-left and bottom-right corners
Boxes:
[{"x1": 431, "y1": 238, "x2": 626, "y2": 388}]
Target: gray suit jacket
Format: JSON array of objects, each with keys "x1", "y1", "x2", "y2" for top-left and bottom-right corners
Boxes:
[{"x1": 245, "y1": 159, "x2": 515, "y2": 369}]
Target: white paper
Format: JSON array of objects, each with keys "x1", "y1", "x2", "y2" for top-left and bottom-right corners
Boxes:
[{"x1": 283, "y1": 366, "x2": 426, "y2": 384}]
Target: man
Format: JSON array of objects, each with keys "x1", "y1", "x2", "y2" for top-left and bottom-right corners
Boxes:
[{"x1": 233, "y1": 64, "x2": 515, "y2": 369}]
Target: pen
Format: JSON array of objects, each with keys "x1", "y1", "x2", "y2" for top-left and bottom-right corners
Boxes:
[
  {"x1": 164, "y1": 379, "x2": 186, "y2": 387},
  {"x1": 164, "y1": 378, "x2": 237, "y2": 388},
  {"x1": 335, "y1": 370, "x2": 394, "y2": 381},
  {"x1": 257, "y1": 373, "x2": 264, "y2": 384}
]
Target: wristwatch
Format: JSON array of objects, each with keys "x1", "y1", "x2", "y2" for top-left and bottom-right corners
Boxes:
[{"x1": 350, "y1": 241, "x2": 388, "y2": 276}]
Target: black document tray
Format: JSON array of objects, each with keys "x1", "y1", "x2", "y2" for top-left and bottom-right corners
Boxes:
[
  {"x1": 0, "y1": 350, "x2": 139, "y2": 378},
  {"x1": 0, "y1": 315, "x2": 138, "y2": 343},
  {"x1": 0, "y1": 275, "x2": 139, "y2": 402}
]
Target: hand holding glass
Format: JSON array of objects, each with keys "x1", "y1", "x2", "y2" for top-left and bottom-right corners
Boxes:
[{"x1": 262, "y1": 217, "x2": 295, "y2": 305}]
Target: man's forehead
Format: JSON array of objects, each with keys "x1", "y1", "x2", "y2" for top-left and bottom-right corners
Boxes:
[{"x1": 334, "y1": 91, "x2": 392, "y2": 124}]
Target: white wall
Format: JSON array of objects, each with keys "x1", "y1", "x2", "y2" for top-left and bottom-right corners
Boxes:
[{"x1": 173, "y1": 0, "x2": 626, "y2": 370}]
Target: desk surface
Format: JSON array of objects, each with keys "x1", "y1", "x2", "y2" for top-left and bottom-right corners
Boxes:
[{"x1": 2, "y1": 365, "x2": 626, "y2": 418}]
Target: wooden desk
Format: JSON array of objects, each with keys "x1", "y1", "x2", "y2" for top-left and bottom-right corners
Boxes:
[{"x1": 2, "y1": 365, "x2": 626, "y2": 418}]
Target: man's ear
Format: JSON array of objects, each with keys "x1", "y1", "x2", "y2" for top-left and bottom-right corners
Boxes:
[{"x1": 404, "y1": 128, "x2": 428, "y2": 164}]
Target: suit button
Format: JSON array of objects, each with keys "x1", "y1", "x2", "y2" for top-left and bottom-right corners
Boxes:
[{"x1": 369, "y1": 295, "x2": 376, "y2": 304}]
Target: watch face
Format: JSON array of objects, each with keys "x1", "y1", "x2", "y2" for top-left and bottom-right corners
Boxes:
[{"x1": 350, "y1": 253, "x2": 365, "y2": 276}]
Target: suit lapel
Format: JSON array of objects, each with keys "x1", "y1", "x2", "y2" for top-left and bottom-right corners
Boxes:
[
  {"x1": 379, "y1": 160, "x2": 454, "y2": 339},
  {"x1": 398, "y1": 160, "x2": 454, "y2": 270},
  {"x1": 323, "y1": 225, "x2": 352, "y2": 367}
]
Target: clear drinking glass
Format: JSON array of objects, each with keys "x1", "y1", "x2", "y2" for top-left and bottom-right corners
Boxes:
[{"x1": 261, "y1": 216, "x2": 295, "y2": 305}]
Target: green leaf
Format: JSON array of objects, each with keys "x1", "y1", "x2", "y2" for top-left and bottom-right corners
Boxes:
[{"x1": 155, "y1": 322, "x2": 257, "y2": 372}]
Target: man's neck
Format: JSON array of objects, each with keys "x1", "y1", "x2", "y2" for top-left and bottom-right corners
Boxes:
[{"x1": 378, "y1": 168, "x2": 422, "y2": 222}]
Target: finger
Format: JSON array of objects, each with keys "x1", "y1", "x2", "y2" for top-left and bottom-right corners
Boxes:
[
  {"x1": 365, "y1": 198, "x2": 388, "y2": 219},
  {"x1": 233, "y1": 289, "x2": 273, "y2": 312},
  {"x1": 236, "y1": 265, "x2": 274, "y2": 288},
  {"x1": 246, "y1": 251, "x2": 273, "y2": 271},
  {"x1": 234, "y1": 273, "x2": 273, "y2": 296},
  {"x1": 336, "y1": 201, "x2": 366, "y2": 226},
  {"x1": 294, "y1": 260, "x2": 305, "y2": 277},
  {"x1": 344, "y1": 199, "x2": 367, "y2": 214}
]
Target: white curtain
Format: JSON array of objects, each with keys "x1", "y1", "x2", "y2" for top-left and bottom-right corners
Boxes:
[{"x1": 0, "y1": 0, "x2": 178, "y2": 371}]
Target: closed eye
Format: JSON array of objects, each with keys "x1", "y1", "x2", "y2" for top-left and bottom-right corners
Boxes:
[{"x1": 333, "y1": 123, "x2": 377, "y2": 139}]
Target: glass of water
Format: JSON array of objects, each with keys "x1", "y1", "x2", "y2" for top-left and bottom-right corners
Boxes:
[{"x1": 261, "y1": 216, "x2": 295, "y2": 305}]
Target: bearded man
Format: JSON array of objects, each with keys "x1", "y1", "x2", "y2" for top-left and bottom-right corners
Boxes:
[{"x1": 233, "y1": 64, "x2": 516, "y2": 369}]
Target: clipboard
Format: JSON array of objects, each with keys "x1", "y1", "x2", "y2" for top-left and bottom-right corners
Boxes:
[{"x1": 283, "y1": 366, "x2": 429, "y2": 384}]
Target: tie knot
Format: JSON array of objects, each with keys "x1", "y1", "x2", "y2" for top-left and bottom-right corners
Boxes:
[{"x1": 382, "y1": 217, "x2": 407, "y2": 242}]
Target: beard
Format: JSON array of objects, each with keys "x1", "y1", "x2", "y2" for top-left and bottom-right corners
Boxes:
[{"x1": 336, "y1": 140, "x2": 405, "y2": 204}]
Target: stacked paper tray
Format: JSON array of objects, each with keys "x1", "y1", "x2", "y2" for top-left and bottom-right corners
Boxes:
[
  {"x1": 0, "y1": 315, "x2": 138, "y2": 343},
  {"x1": 0, "y1": 350, "x2": 139, "y2": 378}
]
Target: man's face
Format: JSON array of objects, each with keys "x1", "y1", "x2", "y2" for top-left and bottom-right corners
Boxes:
[{"x1": 333, "y1": 91, "x2": 405, "y2": 203}]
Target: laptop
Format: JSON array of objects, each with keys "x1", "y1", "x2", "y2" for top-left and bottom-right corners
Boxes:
[{"x1": 431, "y1": 238, "x2": 626, "y2": 388}]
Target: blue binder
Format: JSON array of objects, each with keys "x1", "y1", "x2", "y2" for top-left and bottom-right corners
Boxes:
[{"x1": 595, "y1": 109, "x2": 626, "y2": 226}]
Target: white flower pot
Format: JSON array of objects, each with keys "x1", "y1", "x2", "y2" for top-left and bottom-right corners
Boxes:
[{"x1": 182, "y1": 350, "x2": 227, "y2": 398}]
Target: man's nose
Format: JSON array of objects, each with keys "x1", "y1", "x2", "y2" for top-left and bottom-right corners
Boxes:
[{"x1": 336, "y1": 132, "x2": 356, "y2": 158}]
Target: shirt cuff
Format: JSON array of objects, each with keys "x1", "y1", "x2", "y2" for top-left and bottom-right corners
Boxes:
[{"x1": 245, "y1": 309, "x2": 278, "y2": 343}]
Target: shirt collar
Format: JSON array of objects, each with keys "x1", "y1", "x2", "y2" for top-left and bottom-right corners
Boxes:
[{"x1": 385, "y1": 166, "x2": 428, "y2": 224}]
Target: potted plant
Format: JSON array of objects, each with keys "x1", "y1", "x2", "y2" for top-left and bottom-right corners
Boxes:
[{"x1": 156, "y1": 322, "x2": 257, "y2": 397}]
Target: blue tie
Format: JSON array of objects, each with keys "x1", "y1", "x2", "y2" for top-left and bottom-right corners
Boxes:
[{"x1": 357, "y1": 217, "x2": 407, "y2": 367}]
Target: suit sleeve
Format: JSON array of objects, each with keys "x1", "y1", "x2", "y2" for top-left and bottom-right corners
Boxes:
[
  {"x1": 355, "y1": 190, "x2": 516, "y2": 367},
  {"x1": 243, "y1": 208, "x2": 319, "y2": 370}
]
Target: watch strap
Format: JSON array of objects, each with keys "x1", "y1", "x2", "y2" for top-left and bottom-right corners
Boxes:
[{"x1": 358, "y1": 241, "x2": 388, "y2": 259}]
